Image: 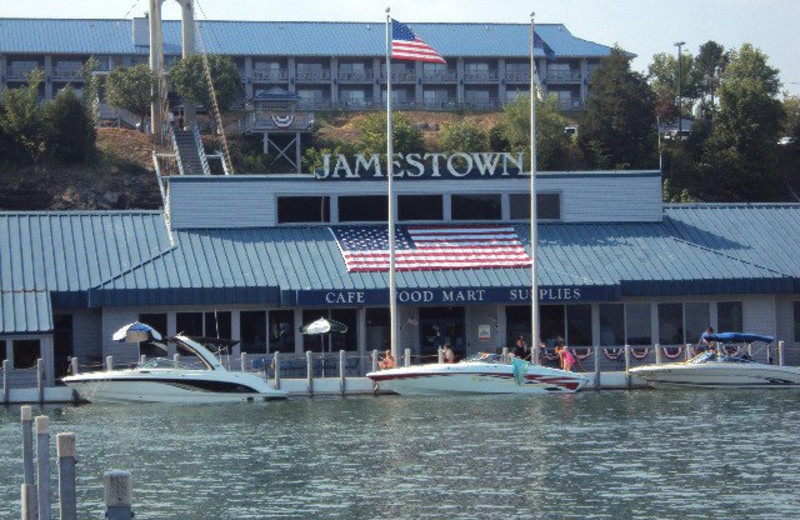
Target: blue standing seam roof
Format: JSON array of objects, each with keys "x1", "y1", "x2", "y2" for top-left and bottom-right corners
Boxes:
[
  {"x1": 0, "y1": 18, "x2": 613, "y2": 58},
  {"x1": 0, "y1": 290, "x2": 53, "y2": 335}
]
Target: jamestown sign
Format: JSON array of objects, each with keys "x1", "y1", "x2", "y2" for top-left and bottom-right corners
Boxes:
[{"x1": 314, "y1": 152, "x2": 527, "y2": 180}]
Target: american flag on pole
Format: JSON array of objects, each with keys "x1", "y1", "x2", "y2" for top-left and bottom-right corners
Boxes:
[
  {"x1": 391, "y1": 19, "x2": 446, "y2": 64},
  {"x1": 331, "y1": 225, "x2": 531, "y2": 272}
]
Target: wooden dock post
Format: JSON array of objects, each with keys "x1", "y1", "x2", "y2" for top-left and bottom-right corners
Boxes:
[
  {"x1": 593, "y1": 346, "x2": 600, "y2": 390},
  {"x1": 21, "y1": 406, "x2": 35, "y2": 485},
  {"x1": 104, "y1": 470, "x2": 133, "y2": 520},
  {"x1": 139, "y1": 355, "x2": 146, "y2": 366},
  {"x1": 70, "y1": 357, "x2": 78, "y2": 376},
  {"x1": 501, "y1": 347, "x2": 508, "y2": 364},
  {"x1": 778, "y1": 341, "x2": 785, "y2": 366},
  {"x1": 655, "y1": 343, "x2": 662, "y2": 365},
  {"x1": 624, "y1": 345, "x2": 631, "y2": 389},
  {"x1": 105, "y1": 356, "x2": 114, "y2": 371},
  {"x1": 2, "y1": 359, "x2": 8, "y2": 404},
  {"x1": 35, "y1": 416, "x2": 51, "y2": 520},
  {"x1": 22, "y1": 483, "x2": 38, "y2": 520},
  {"x1": 240, "y1": 353, "x2": 247, "y2": 372},
  {"x1": 306, "y1": 351, "x2": 314, "y2": 396},
  {"x1": 56, "y1": 433, "x2": 77, "y2": 520},
  {"x1": 339, "y1": 350, "x2": 346, "y2": 395},
  {"x1": 371, "y1": 350, "x2": 378, "y2": 373},
  {"x1": 36, "y1": 359, "x2": 44, "y2": 404},
  {"x1": 404, "y1": 348, "x2": 411, "y2": 367},
  {"x1": 273, "y1": 352, "x2": 281, "y2": 390},
  {"x1": 438, "y1": 347, "x2": 444, "y2": 364},
  {"x1": 685, "y1": 344, "x2": 692, "y2": 361}
]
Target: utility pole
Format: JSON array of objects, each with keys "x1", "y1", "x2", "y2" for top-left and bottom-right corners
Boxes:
[
  {"x1": 176, "y1": 0, "x2": 196, "y2": 127},
  {"x1": 674, "y1": 41, "x2": 686, "y2": 137}
]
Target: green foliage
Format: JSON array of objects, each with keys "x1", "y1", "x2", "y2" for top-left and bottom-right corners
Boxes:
[
  {"x1": 439, "y1": 119, "x2": 488, "y2": 155},
  {"x1": 498, "y1": 93, "x2": 571, "y2": 169},
  {"x1": 784, "y1": 96, "x2": 800, "y2": 139},
  {"x1": 696, "y1": 41, "x2": 728, "y2": 108},
  {"x1": 302, "y1": 143, "x2": 359, "y2": 174},
  {"x1": 45, "y1": 87, "x2": 94, "y2": 164},
  {"x1": 105, "y1": 64, "x2": 156, "y2": 125},
  {"x1": 169, "y1": 54, "x2": 242, "y2": 112},
  {"x1": 354, "y1": 112, "x2": 424, "y2": 156},
  {"x1": 0, "y1": 69, "x2": 48, "y2": 164},
  {"x1": 579, "y1": 48, "x2": 656, "y2": 169}
]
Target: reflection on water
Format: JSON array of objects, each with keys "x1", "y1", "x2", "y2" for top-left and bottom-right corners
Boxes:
[{"x1": 1, "y1": 390, "x2": 800, "y2": 519}]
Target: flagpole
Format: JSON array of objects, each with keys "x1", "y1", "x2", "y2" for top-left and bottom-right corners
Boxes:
[
  {"x1": 529, "y1": 11, "x2": 541, "y2": 364},
  {"x1": 386, "y1": 8, "x2": 399, "y2": 362}
]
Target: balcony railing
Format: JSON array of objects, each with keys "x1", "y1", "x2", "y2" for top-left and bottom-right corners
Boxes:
[
  {"x1": 5, "y1": 66, "x2": 39, "y2": 81},
  {"x1": 338, "y1": 70, "x2": 375, "y2": 82},
  {"x1": 463, "y1": 98, "x2": 502, "y2": 110},
  {"x1": 463, "y1": 70, "x2": 499, "y2": 82},
  {"x1": 422, "y1": 70, "x2": 458, "y2": 82},
  {"x1": 505, "y1": 71, "x2": 531, "y2": 82},
  {"x1": 297, "y1": 98, "x2": 333, "y2": 110},
  {"x1": 338, "y1": 98, "x2": 376, "y2": 109},
  {"x1": 381, "y1": 70, "x2": 417, "y2": 82},
  {"x1": 52, "y1": 68, "x2": 84, "y2": 80},
  {"x1": 295, "y1": 69, "x2": 332, "y2": 82},
  {"x1": 251, "y1": 69, "x2": 290, "y2": 82},
  {"x1": 557, "y1": 98, "x2": 585, "y2": 110},
  {"x1": 546, "y1": 69, "x2": 582, "y2": 82}
]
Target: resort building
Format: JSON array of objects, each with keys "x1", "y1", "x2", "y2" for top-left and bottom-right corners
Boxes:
[
  {"x1": 0, "y1": 17, "x2": 613, "y2": 111},
  {"x1": 2, "y1": 164, "x2": 800, "y2": 386}
]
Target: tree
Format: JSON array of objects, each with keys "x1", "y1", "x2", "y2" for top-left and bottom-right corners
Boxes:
[
  {"x1": 105, "y1": 64, "x2": 157, "y2": 130},
  {"x1": 45, "y1": 87, "x2": 94, "y2": 164},
  {"x1": 169, "y1": 54, "x2": 242, "y2": 113},
  {"x1": 648, "y1": 51, "x2": 701, "y2": 121},
  {"x1": 0, "y1": 69, "x2": 48, "y2": 164},
  {"x1": 784, "y1": 96, "x2": 800, "y2": 139},
  {"x1": 579, "y1": 47, "x2": 656, "y2": 169},
  {"x1": 698, "y1": 44, "x2": 785, "y2": 200},
  {"x1": 355, "y1": 112, "x2": 425, "y2": 156},
  {"x1": 439, "y1": 119, "x2": 488, "y2": 155},
  {"x1": 498, "y1": 93, "x2": 571, "y2": 170},
  {"x1": 696, "y1": 41, "x2": 729, "y2": 111}
]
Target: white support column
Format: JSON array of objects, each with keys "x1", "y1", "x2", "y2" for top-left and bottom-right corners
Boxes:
[
  {"x1": 44, "y1": 55, "x2": 54, "y2": 99},
  {"x1": 264, "y1": 310, "x2": 271, "y2": 354},
  {"x1": 456, "y1": 57, "x2": 465, "y2": 104},
  {"x1": 591, "y1": 303, "x2": 601, "y2": 347},
  {"x1": 415, "y1": 61, "x2": 423, "y2": 106},
  {"x1": 244, "y1": 56, "x2": 253, "y2": 99},
  {"x1": 330, "y1": 57, "x2": 338, "y2": 106},
  {"x1": 496, "y1": 304, "x2": 507, "y2": 350},
  {"x1": 498, "y1": 58, "x2": 506, "y2": 103},
  {"x1": 41, "y1": 335, "x2": 55, "y2": 385},
  {"x1": 167, "y1": 311, "x2": 177, "y2": 358},
  {"x1": 294, "y1": 308, "x2": 303, "y2": 353},
  {"x1": 650, "y1": 303, "x2": 659, "y2": 348},
  {"x1": 538, "y1": 58, "x2": 548, "y2": 95},
  {"x1": 287, "y1": 57, "x2": 296, "y2": 93},
  {"x1": 372, "y1": 57, "x2": 381, "y2": 102},
  {"x1": 357, "y1": 308, "x2": 367, "y2": 357},
  {"x1": 231, "y1": 310, "x2": 241, "y2": 344},
  {"x1": 579, "y1": 58, "x2": 589, "y2": 103}
]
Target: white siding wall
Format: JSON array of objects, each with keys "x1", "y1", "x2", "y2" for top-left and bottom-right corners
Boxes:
[
  {"x1": 465, "y1": 305, "x2": 501, "y2": 356},
  {"x1": 398, "y1": 306, "x2": 419, "y2": 355},
  {"x1": 72, "y1": 309, "x2": 103, "y2": 362},
  {"x1": 168, "y1": 171, "x2": 662, "y2": 229},
  {"x1": 101, "y1": 307, "x2": 140, "y2": 365},
  {"x1": 775, "y1": 295, "x2": 800, "y2": 365}
]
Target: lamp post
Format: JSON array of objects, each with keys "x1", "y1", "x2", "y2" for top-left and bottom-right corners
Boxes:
[{"x1": 674, "y1": 41, "x2": 686, "y2": 137}]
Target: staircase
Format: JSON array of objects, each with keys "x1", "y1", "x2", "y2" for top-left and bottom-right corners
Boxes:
[{"x1": 172, "y1": 126, "x2": 210, "y2": 175}]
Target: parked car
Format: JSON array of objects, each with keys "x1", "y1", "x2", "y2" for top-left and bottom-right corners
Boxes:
[
  {"x1": 778, "y1": 136, "x2": 797, "y2": 146},
  {"x1": 664, "y1": 129, "x2": 691, "y2": 141}
]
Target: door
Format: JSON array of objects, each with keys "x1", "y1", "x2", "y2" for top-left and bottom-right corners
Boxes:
[
  {"x1": 53, "y1": 314, "x2": 73, "y2": 378},
  {"x1": 419, "y1": 307, "x2": 466, "y2": 361}
]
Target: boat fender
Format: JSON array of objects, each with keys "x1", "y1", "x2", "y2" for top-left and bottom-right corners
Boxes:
[
  {"x1": 662, "y1": 345, "x2": 683, "y2": 359},
  {"x1": 630, "y1": 347, "x2": 650, "y2": 360},
  {"x1": 603, "y1": 347, "x2": 624, "y2": 361}
]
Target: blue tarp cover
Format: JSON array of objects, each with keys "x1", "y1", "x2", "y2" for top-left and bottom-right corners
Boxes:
[{"x1": 703, "y1": 332, "x2": 775, "y2": 344}]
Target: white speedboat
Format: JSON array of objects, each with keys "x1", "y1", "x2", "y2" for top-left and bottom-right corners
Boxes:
[
  {"x1": 367, "y1": 353, "x2": 589, "y2": 396},
  {"x1": 630, "y1": 332, "x2": 800, "y2": 389},
  {"x1": 63, "y1": 333, "x2": 288, "y2": 404}
]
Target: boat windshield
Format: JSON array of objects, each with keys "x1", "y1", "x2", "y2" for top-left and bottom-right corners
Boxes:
[
  {"x1": 464, "y1": 352, "x2": 501, "y2": 363},
  {"x1": 689, "y1": 350, "x2": 756, "y2": 364},
  {"x1": 138, "y1": 358, "x2": 201, "y2": 370}
]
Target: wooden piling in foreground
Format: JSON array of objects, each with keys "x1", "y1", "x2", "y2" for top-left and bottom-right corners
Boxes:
[
  {"x1": 70, "y1": 357, "x2": 78, "y2": 376},
  {"x1": 56, "y1": 433, "x2": 77, "y2": 520},
  {"x1": 339, "y1": 350, "x2": 346, "y2": 395},
  {"x1": 21, "y1": 406, "x2": 35, "y2": 485},
  {"x1": 240, "y1": 353, "x2": 247, "y2": 373},
  {"x1": 273, "y1": 352, "x2": 281, "y2": 390},
  {"x1": 501, "y1": 347, "x2": 508, "y2": 364},
  {"x1": 104, "y1": 470, "x2": 133, "y2": 520},
  {"x1": 685, "y1": 344, "x2": 692, "y2": 361},
  {"x1": 35, "y1": 416, "x2": 51, "y2": 520},
  {"x1": 22, "y1": 483, "x2": 38, "y2": 520},
  {"x1": 404, "y1": 348, "x2": 411, "y2": 367},
  {"x1": 438, "y1": 347, "x2": 444, "y2": 364},
  {"x1": 778, "y1": 341, "x2": 785, "y2": 367},
  {"x1": 593, "y1": 346, "x2": 600, "y2": 390},
  {"x1": 306, "y1": 351, "x2": 314, "y2": 396},
  {"x1": 655, "y1": 343, "x2": 662, "y2": 365},
  {"x1": 105, "y1": 356, "x2": 114, "y2": 372}
]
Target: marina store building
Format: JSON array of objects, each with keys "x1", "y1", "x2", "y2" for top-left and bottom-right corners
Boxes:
[{"x1": 2, "y1": 164, "x2": 800, "y2": 385}]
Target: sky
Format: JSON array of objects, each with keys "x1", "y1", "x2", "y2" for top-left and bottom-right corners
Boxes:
[{"x1": 2, "y1": 0, "x2": 798, "y2": 96}]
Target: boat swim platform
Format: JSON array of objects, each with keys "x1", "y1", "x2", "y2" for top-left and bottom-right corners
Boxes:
[{"x1": 1, "y1": 373, "x2": 646, "y2": 404}]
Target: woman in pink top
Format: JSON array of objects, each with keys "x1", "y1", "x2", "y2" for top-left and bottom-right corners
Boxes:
[{"x1": 556, "y1": 342, "x2": 576, "y2": 371}]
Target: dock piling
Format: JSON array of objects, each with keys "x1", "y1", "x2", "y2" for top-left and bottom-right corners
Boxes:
[
  {"x1": 105, "y1": 356, "x2": 114, "y2": 372},
  {"x1": 70, "y1": 357, "x2": 78, "y2": 376},
  {"x1": 35, "y1": 416, "x2": 51, "y2": 520},
  {"x1": 685, "y1": 344, "x2": 692, "y2": 361},
  {"x1": 438, "y1": 347, "x2": 444, "y2": 364},
  {"x1": 173, "y1": 353, "x2": 181, "y2": 363},
  {"x1": 339, "y1": 350, "x2": 346, "y2": 395},
  {"x1": 501, "y1": 347, "x2": 508, "y2": 364},
  {"x1": 21, "y1": 406, "x2": 35, "y2": 485},
  {"x1": 22, "y1": 483, "x2": 38, "y2": 520},
  {"x1": 404, "y1": 348, "x2": 411, "y2": 367},
  {"x1": 655, "y1": 343, "x2": 662, "y2": 365},
  {"x1": 2, "y1": 359, "x2": 8, "y2": 404},
  {"x1": 593, "y1": 346, "x2": 600, "y2": 390},
  {"x1": 624, "y1": 345, "x2": 631, "y2": 389},
  {"x1": 273, "y1": 352, "x2": 281, "y2": 390},
  {"x1": 104, "y1": 470, "x2": 133, "y2": 520},
  {"x1": 36, "y1": 359, "x2": 44, "y2": 404},
  {"x1": 371, "y1": 350, "x2": 378, "y2": 373},
  {"x1": 240, "y1": 353, "x2": 247, "y2": 372},
  {"x1": 56, "y1": 433, "x2": 77, "y2": 520},
  {"x1": 778, "y1": 341, "x2": 784, "y2": 366},
  {"x1": 306, "y1": 351, "x2": 314, "y2": 396},
  {"x1": 139, "y1": 355, "x2": 146, "y2": 366}
]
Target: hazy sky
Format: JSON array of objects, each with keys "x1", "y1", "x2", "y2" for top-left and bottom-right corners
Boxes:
[{"x1": 2, "y1": 0, "x2": 798, "y2": 95}]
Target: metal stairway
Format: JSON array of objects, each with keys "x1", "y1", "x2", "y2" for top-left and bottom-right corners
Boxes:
[{"x1": 172, "y1": 126, "x2": 210, "y2": 175}]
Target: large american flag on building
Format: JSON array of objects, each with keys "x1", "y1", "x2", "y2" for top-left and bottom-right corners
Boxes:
[
  {"x1": 330, "y1": 226, "x2": 531, "y2": 272},
  {"x1": 391, "y1": 19, "x2": 446, "y2": 64}
]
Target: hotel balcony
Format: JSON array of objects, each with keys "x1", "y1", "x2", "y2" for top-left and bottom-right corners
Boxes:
[
  {"x1": 380, "y1": 70, "x2": 417, "y2": 83},
  {"x1": 338, "y1": 70, "x2": 375, "y2": 83},
  {"x1": 252, "y1": 69, "x2": 290, "y2": 82},
  {"x1": 463, "y1": 98, "x2": 502, "y2": 110},
  {"x1": 52, "y1": 67, "x2": 84, "y2": 81},
  {"x1": 463, "y1": 70, "x2": 499, "y2": 83},
  {"x1": 5, "y1": 66, "x2": 39, "y2": 81},
  {"x1": 422, "y1": 70, "x2": 458, "y2": 82},
  {"x1": 295, "y1": 69, "x2": 332, "y2": 82},
  {"x1": 505, "y1": 71, "x2": 531, "y2": 83},
  {"x1": 297, "y1": 98, "x2": 333, "y2": 110},
  {"x1": 546, "y1": 69, "x2": 582, "y2": 83}
]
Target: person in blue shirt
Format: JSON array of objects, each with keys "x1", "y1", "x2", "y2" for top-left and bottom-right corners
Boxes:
[{"x1": 699, "y1": 326, "x2": 716, "y2": 352}]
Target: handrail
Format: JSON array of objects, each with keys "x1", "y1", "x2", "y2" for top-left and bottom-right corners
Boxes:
[
  {"x1": 192, "y1": 123, "x2": 212, "y2": 175},
  {"x1": 170, "y1": 129, "x2": 185, "y2": 176}
]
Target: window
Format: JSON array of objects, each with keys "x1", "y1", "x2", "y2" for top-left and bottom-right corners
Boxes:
[
  {"x1": 330, "y1": 309, "x2": 358, "y2": 352},
  {"x1": 685, "y1": 303, "x2": 710, "y2": 345},
  {"x1": 366, "y1": 308, "x2": 390, "y2": 351},
  {"x1": 599, "y1": 304, "x2": 625, "y2": 346},
  {"x1": 540, "y1": 305, "x2": 565, "y2": 347},
  {"x1": 509, "y1": 193, "x2": 561, "y2": 220},
  {"x1": 277, "y1": 196, "x2": 330, "y2": 223},
  {"x1": 567, "y1": 305, "x2": 592, "y2": 346},
  {"x1": 0, "y1": 340, "x2": 6, "y2": 365},
  {"x1": 398, "y1": 195, "x2": 443, "y2": 221},
  {"x1": 452, "y1": 194, "x2": 501, "y2": 221},
  {"x1": 794, "y1": 302, "x2": 800, "y2": 343},
  {"x1": 13, "y1": 340, "x2": 40, "y2": 369},
  {"x1": 240, "y1": 311, "x2": 267, "y2": 354},
  {"x1": 339, "y1": 196, "x2": 387, "y2": 222},
  {"x1": 139, "y1": 313, "x2": 167, "y2": 358},
  {"x1": 465, "y1": 62, "x2": 490, "y2": 72},
  {"x1": 204, "y1": 311, "x2": 232, "y2": 340},
  {"x1": 658, "y1": 303, "x2": 684, "y2": 345},
  {"x1": 717, "y1": 301, "x2": 743, "y2": 332},
  {"x1": 176, "y1": 312, "x2": 203, "y2": 337},
  {"x1": 269, "y1": 310, "x2": 295, "y2": 353},
  {"x1": 626, "y1": 303, "x2": 651, "y2": 345}
]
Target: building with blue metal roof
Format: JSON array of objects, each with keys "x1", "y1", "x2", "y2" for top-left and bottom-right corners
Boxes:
[
  {"x1": 0, "y1": 17, "x2": 613, "y2": 110},
  {"x1": 1, "y1": 166, "x2": 800, "y2": 388}
]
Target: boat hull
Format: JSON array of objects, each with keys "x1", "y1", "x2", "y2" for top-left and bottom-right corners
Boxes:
[
  {"x1": 63, "y1": 370, "x2": 288, "y2": 404},
  {"x1": 630, "y1": 363, "x2": 800, "y2": 389},
  {"x1": 367, "y1": 362, "x2": 588, "y2": 396}
]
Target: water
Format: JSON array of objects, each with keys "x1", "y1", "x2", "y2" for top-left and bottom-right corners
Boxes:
[{"x1": 2, "y1": 390, "x2": 800, "y2": 519}]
